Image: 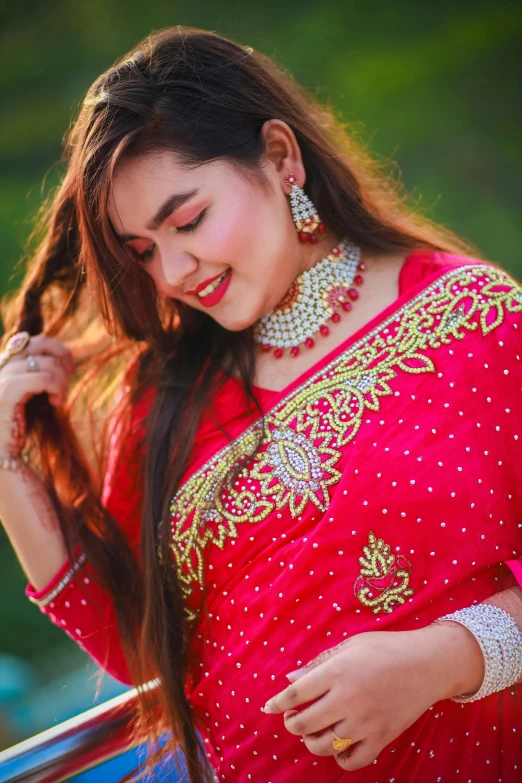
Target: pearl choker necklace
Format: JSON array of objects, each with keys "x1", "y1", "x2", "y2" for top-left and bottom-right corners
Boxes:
[{"x1": 253, "y1": 239, "x2": 364, "y2": 358}]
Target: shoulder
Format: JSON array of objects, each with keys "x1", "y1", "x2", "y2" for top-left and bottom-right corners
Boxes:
[
  {"x1": 399, "y1": 249, "x2": 522, "y2": 372},
  {"x1": 399, "y1": 248, "x2": 494, "y2": 293}
]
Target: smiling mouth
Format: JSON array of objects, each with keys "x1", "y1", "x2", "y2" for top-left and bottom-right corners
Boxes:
[{"x1": 197, "y1": 270, "x2": 229, "y2": 298}]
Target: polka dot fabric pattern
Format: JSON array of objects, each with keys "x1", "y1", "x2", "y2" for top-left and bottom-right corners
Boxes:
[{"x1": 26, "y1": 252, "x2": 522, "y2": 781}]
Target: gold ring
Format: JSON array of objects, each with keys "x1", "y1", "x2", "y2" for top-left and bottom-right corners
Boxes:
[
  {"x1": 331, "y1": 730, "x2": 352, "y2": 753},
  {"x1": 5, "y1": 331, "x2": 31, "y2": 356},
  {"x1": 0, "y1": 331, "x2": 31, "y2": 371}
]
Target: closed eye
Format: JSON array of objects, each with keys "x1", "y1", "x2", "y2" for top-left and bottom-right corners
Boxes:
[
  {"x1": 133, "y1": 208, "x2": 207, "y2": 261},
  {"x1": 176, "y1": 207, "x2": 207, "y2": 233},
  {"x1": 135, "y1": 246, "x2": 155, "y2": 262}
]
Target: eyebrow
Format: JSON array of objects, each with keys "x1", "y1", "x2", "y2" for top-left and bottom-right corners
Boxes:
[{"x1": 118, "y1": 188, "x2": 200, "y2": 241}]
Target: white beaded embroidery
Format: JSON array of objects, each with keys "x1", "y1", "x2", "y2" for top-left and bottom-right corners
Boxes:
[
  {"x1": 28, "y1": 552, "x2": 87, "y2": 608},
  {"x1": 435, "y1": 603, "x2": 522, "y2": 702}
]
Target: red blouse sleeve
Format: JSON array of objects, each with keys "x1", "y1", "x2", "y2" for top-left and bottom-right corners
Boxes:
[{"x1": 25, "y1": 372, "x2": 156, "y2": 685}]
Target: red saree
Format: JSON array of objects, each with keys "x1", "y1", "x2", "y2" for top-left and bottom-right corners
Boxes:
[{"x1": 27, "y1": 249, "x2": 522, "y2": 782}]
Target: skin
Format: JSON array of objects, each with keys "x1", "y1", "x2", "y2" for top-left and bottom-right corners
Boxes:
[
  {"x1": 0, "y1": 336, "x2": 72, "y2": 585},
  {"x1": 262, "y1": 625, "x2": 486, "y2": 771},
  {"x1": 1, "y1": 120, "x2": 520, "y2": 770},
  {"x1": 107, "y1": 120, "x2": 408, "y2": 392}
]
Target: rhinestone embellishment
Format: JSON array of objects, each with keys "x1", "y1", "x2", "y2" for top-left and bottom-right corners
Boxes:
[{"x1": 253, "y1": 239, "x2": 364, "y2": 357}]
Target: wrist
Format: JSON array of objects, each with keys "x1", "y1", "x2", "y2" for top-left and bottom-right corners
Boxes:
[
  {"x1": 0, "y1": 453, "x2": 30, "y2": 471},
  {"x1": 416, "y1": 621, "x2": 485, "y2": 701}
]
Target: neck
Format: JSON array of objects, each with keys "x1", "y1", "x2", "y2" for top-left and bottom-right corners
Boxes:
[{"x1": 300, "y1": 229, "x2": 345, "y2": 274}]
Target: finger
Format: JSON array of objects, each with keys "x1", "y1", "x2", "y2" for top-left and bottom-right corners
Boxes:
[
  {"x1": 0, "y1": 370, "x2": 68, "y2": 409},
  {"x1": 13, "y1": 334, "x2": 74, "y2": 372},
  {"x1": 263, "y1": 667, "x2": 331, "y2": 715},
  {"x1": 8, "y1": 351, "x2": 74, "y2": 375},
  {"x1": 286, "y1": 638, "x2": 351, "y2": 682},
  {"x1": 283, "y1": 692, "x2": 345, "y2": 737},
  {"x1": 302, "y1": 720, "x2": 363, "y2": 759},
  {"x1": 6, "y1": 354, "x2": 71, "y2": 377},
  {"x1": 1, "y1": 357, "x2": 70, "y2": 401},
  {"x1": 19, "y1": 370, "x2": 67, "y2": 404},
  {"x1": 334, "y1": 738, "x2": 378, "y2": 772}
]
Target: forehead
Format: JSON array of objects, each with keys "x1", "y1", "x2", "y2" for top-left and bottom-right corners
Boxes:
[{"x1": 108, "y1": 152, "x2": 230, "y2": 229}]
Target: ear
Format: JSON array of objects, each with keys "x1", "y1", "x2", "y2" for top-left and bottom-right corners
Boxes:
[{"x1": 260, "y1": 119, "x2": 306, "y2": 189}]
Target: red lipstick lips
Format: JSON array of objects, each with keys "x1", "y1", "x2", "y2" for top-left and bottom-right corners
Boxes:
[
  {"x1": 186, "y1": 272, "x2": 226, "y2": 297},
  {"x1": 185, "y1": 269, "x2": 232, "y2": 308}
]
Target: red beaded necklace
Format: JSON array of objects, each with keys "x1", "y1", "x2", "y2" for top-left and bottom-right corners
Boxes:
[{"x1": 253, "y1": 239, "x2": 365, "y2": 359}]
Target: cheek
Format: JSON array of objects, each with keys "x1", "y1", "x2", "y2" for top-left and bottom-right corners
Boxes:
[
  {"x1": 204, "y1": 194, "x2": 286, "y2": 281},
  {"x1": 203, "y1": 198, "x2": 255, "y2": 257},
  {"x1": 139, "y1": 259, "x2": 167, "y2": 299}
]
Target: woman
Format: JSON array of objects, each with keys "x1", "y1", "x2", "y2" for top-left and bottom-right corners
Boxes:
[{"x1": 0, "y1": 26, "x2": 520, "y2": 783}]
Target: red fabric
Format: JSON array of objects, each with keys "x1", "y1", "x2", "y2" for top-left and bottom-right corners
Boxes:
[
  {"x1": 25, "y1": 377, "x2": 156, "y2": 684},
  {"x1": 27, "y1": 250, "x2": 522, "y2": 781}
]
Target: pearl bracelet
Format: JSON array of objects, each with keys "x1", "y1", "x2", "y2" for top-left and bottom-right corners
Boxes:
[
  {"x1": 435, "y1": 603, "x2": 522, "y2": 702},
  {"x1": 0, "y1": 454, "x2": 30, "y2": 471}
]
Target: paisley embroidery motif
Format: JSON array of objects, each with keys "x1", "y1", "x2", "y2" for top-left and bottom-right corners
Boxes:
[
  {"x1": 167, "y1": 265, "x2": 521, "y2": 619},
  {"x1": 250, "y1": 425, "x2": 342, "y2": 516},
  {"x1": 354, "y1": 531, "x2": 414, "y2": 614}
]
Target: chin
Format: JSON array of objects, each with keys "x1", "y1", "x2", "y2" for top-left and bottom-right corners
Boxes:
[
  {"x1": 218, "y1": 317, "x2": 255, "y2": 333},
  {"x1": 216, "y1": 308, "x2": 257, "y2": 333}
]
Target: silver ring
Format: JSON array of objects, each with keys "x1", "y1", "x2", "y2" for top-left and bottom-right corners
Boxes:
[{"x1": 26, "y1": 355, "x2": 40, "y2": 372}]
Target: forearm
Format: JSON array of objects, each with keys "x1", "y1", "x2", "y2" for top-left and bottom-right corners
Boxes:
[
  {"x1": 484, "y1": 585, "x2": 522, "y2": 633},
  {"x1": 483, "y1": 585, "x2": 522, "y2": 684},
  {"x1": 425, "y1": 586, "x2": 522, "y2": 702},
  {"x1": 26, "y1": 555, "x2": 133, "y2": 685},
  {"x1": 0, "y1": 462, "x2": 69, "y2": 589}
]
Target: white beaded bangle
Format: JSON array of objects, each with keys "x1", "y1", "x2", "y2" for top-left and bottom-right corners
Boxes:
[
  {"x1": 435, "y1": 603, "x2": 522, "y2": 703},
  {"x1": 0, "y1": 454, "x2": 30, "y2": 471},
  {"x1": 28, "y1": 552, "x2": 87, "y2": 608}
]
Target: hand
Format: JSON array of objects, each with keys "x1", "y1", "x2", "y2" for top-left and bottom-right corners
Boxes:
[
  {"x1": 262, "y1": 623, "x2": 484, "y2": 771},
  {"x1": 0, "y1": 333, "x2": 74, "y2": 456}
]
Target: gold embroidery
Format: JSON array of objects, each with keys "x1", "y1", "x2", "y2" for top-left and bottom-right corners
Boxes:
[
  {"x1": 168, "y1": 265, "x2": 521, "y2": 618},
  {"x1": 354, "y1": 532, "x2": 414, "y2": 614},
  {"x1": 250, "y1": 425, "x2": 342, "y2": 516}
]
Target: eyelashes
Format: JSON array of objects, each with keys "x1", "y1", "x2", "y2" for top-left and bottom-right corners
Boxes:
[
  {"x1": 135, "y1": 246, "x2": 155, "y2": 261},
  {"x1": 177, "y1": 207, "x2": 207, "y2": 234},
  {"x1": 134, "y1": 208, "x2": 208, "y2": 261}
]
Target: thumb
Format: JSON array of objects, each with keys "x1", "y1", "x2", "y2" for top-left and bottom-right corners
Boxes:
[{"x1": 286, "y1": 637, "x2": 351, "y2": 682}]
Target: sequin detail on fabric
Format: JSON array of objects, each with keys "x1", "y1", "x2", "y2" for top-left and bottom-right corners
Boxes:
[
  {"x1": 168, "y1": 264, "x2": 522, "y2": 618},
  {"x1": 354, "y1": 532, "x2": 414, "y2": 614}
]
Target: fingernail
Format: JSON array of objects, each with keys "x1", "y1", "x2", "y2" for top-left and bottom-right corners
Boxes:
[
  {"x1": 262, "y1": 703, "x2": 274, "y2": 714},
  {"x1": 286, "y1": 668, "x2": 303, "y2": 681}
]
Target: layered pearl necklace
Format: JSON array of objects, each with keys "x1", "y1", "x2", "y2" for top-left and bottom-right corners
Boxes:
[{"x1": 253, "y1": 239, "x2": 365, "y2": 358}]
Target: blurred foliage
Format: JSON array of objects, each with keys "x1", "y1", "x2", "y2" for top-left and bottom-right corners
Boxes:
[{"x1": 0, "y1": 0, "x2": 520, "y2": 668}]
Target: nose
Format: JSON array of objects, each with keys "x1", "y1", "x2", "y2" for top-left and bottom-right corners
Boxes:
[{"x1": 160, "y1": 247, "x2": 198, "y2": 290}]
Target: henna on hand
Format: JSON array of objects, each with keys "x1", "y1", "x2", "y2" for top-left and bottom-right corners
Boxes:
[{"x1": 0, "y1": 392, "x2": 32, "y2": 458}]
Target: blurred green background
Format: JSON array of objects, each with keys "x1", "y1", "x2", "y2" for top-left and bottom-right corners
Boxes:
[{"x1": 0, "y1": 0, "x2": 521, "y2": 742}]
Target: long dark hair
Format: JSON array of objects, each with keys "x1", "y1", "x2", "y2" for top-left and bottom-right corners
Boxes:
[{"x1": 1, "y1": 26, "x2": 482, "y2": 783}]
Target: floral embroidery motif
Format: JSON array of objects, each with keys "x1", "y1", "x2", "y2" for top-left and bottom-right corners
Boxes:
[
  {"x1": 354, "y1": 532, "x2": 414, "y2": 614},
  {"x1": 168, "y1": 264, "x2": 522, "y2": 618},
  {"x1": 250, "y1": 425, "x2": 342, "y2": 516}
]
